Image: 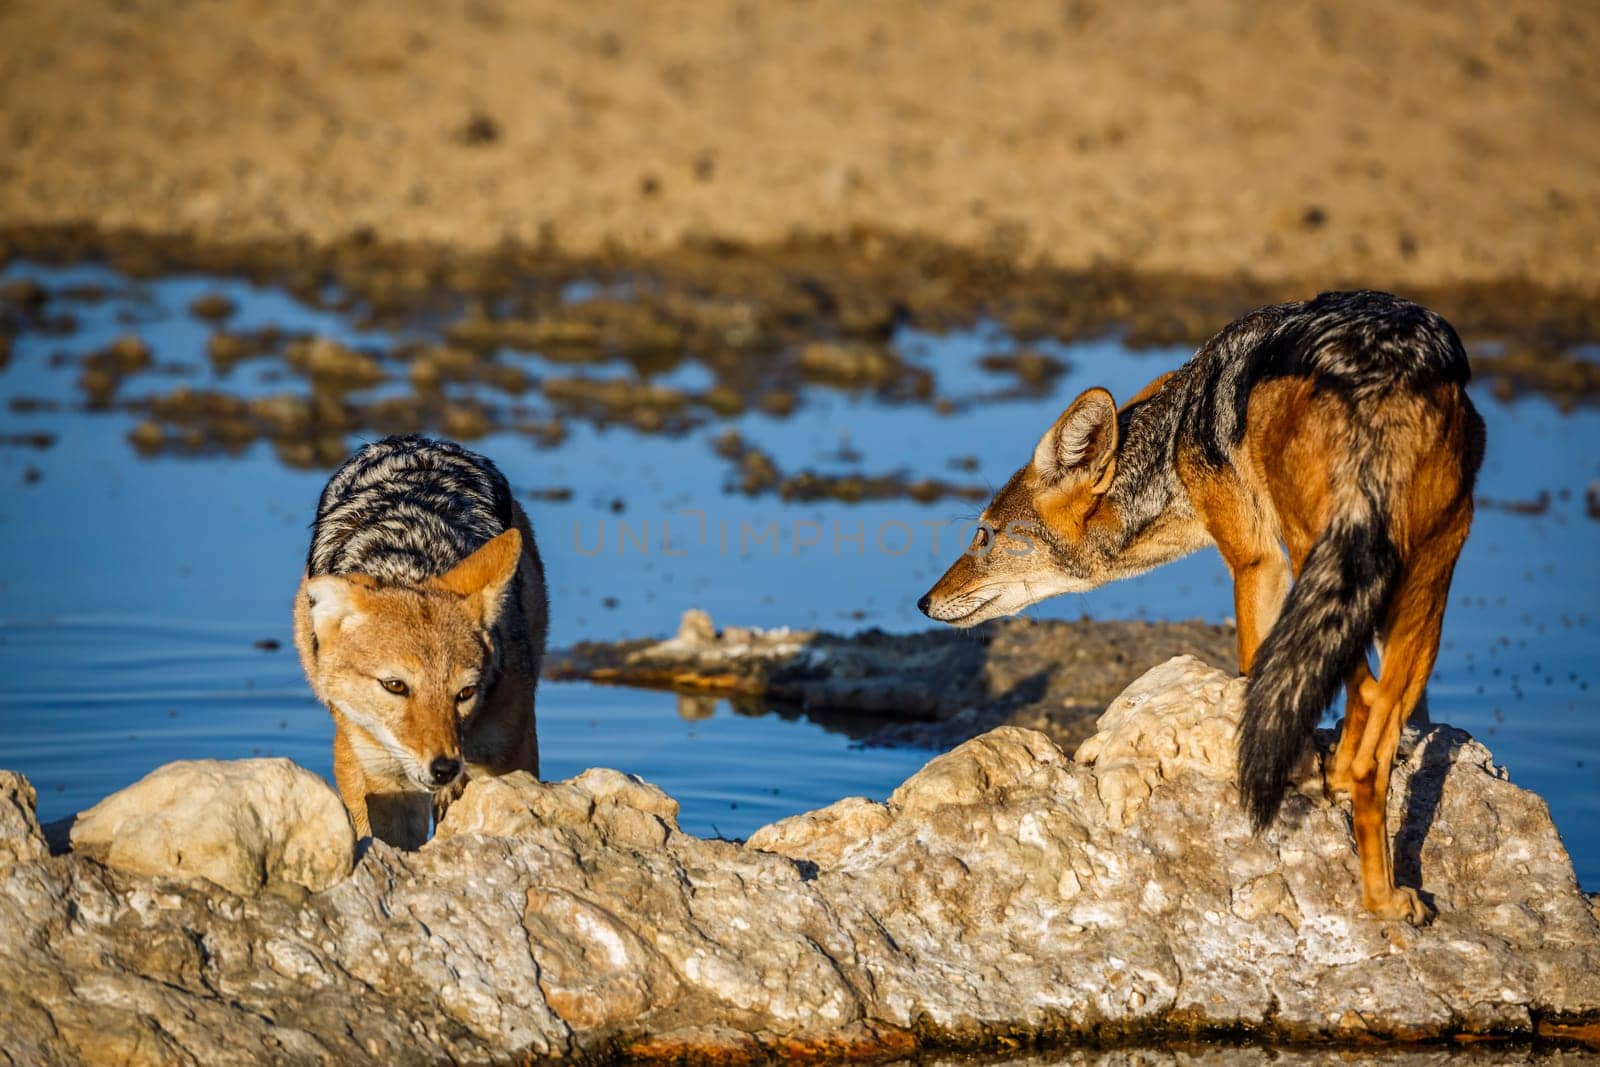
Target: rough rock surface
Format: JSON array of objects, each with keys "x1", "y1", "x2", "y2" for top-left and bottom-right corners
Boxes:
[
  {"x1": 0, "y1": 770, "x2": 47, "y2": 870},
  {"x1": 2, "y1": 657, "x2": 1597, "y2": 1065},
  {"x1": 548, "y1": 609, "x2": 1238, "y2": 749},
  {"x1": 1073, "y1": 657, "x2": 1318, "y2": 827},
  {"x1": 68, "y1": 757, "x2": 355, "y2": 896}
]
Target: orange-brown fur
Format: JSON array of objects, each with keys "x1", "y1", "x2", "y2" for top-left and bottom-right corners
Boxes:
[
  {"x1": 921, "y1": 360, "x2": 1480, "y2": 923},
  {"x1": 293, "y1": 513, "x2": 544, "y2": 847},
  {"x1": 1179, "y1": 379, "x2": 1478, "y2": 921}
]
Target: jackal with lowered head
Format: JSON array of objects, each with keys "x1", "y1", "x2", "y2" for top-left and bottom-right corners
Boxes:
[
  {"x1": 919, "y1": 290, "x2": 1484, "y2": 923},
  {"x1": 294, "y1": 434, "x2": 547, "y2": 848}
]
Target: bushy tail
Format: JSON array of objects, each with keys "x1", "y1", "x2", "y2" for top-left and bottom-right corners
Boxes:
[{"x1": 1238, "y1": 494, "x2": 1400, "y2": 829}]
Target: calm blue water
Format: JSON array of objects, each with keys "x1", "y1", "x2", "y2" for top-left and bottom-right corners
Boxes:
[{"x1": 0, "y1": 262, "x2": 1594, "y2": 877}]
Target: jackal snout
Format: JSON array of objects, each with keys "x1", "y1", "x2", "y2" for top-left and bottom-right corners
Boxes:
[
  {"x1": 427, "y1": 756, "x2": 462, "y2": 788},
  {"x1": 918, "y1": 538, "x2": 1004, "y2": 625},
  {"x1": 397, "y1": 688, "x2": 468, "y2": 790}
]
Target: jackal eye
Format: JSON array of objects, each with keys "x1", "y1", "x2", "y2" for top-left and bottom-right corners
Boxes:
[
  {"x1": 972, "y1": 526, "x2": 992, "y2": 550},
  {"x1": 379, "y1": 678, "x2": 409, "y2": 697},
  {"x1": 456, "y1": 685, "x2": 477, "y2": 703}
]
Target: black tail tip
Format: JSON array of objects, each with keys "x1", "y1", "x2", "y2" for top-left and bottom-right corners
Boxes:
[{"x1": 1238, "y1": 769, "x2": 1289, "y2": 833}]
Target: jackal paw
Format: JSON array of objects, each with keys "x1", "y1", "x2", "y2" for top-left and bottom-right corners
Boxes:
[
  {"x1": 1321, "y1": 757, "x2": 1354, "y2": 803},
  {"x1": 1369, "y1": 886, "x2": 1435, "y2": 926}
]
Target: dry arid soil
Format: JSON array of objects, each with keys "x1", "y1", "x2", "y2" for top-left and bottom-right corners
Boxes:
[{"x1": 2, "y1": 0, "x2": 1598, "y2": 292}]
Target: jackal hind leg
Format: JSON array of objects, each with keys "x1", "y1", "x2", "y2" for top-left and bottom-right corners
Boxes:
[
  {"x1": 1324, "y1": 657, "x2": 1376, "y2": 803},
  {"x1": 1347, "y1": 524, "x2": 1465, "y2": 924}
]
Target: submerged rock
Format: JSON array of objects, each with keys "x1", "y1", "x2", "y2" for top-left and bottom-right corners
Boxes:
[
  {"x1": 187, "y1": 292, "x2": 237, "y2": 322},
  {"x1": 284, "y1": 335, "x2": 386, "y2": 388},
  {"x1": 707, "y1": 431, "x2": 989, "y2": 505},
  {"x1": 1, "y1": 657, "x2": 1597, "y2": 1064},
  {"x1": 797, "y1": 341, "x2": 909, "y2": 387},
  {"x1": 547, "y1": 609, "x2": 1239, "y2": 749},
  {"x1": 977, "y1": 347, "x2": 1071, "y2": 396}
]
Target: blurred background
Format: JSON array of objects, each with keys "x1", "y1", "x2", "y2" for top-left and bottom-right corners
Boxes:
[
  {"x1": 3, "y1": 0, "x2": 1597, "y2": 286},
  {"x1": 0, "y1": 1, "x2": 1595, "y2": 879}
]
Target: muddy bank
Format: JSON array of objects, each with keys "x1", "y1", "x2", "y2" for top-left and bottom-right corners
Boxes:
[
  {"x1": 2, "y1": 1, "x2": 1599, "y2": 294},
  {"x1": 6, "y1": 228, "x2": 1599, "y2": 434},
  {"x1": 4, "y1": 658, "x2": 1598, "y2": 1064},
  {"x1": 7, "y1": 223, "x2": 1600, "y2": 356},
  {"x1": 712, "y1": 429, "x2": 992, "y2": 505},
  {"x1": 546, "y1": 610, "x2": 1239, "y2": 749}
]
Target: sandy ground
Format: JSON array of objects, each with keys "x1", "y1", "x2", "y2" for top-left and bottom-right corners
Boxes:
[{"x1": 1, "y1": 0, "x2": 1597, "y2": 292}]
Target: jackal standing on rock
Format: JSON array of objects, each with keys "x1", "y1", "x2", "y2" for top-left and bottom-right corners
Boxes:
[
  {"x1": 919, "y1": 290, "x2": 1484, "y2": 923},
  {"x1": 294, "y1": 435, "x2": 547, "y2": 848}
]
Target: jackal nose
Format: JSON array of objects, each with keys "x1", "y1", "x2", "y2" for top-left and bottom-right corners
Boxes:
[
  {"x1": 428, "y1": 757, "x2": 461, "y2": 788},
  {"x1": 916, "y1": 593, "x2": 933, "y2": 617}
]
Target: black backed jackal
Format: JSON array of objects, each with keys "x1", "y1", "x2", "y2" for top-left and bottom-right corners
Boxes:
[
  {"x1": 293, "y1": 435, "x2": 548, "y2": 848},
  {"x1": 919, "y1": 290, "x2": 1484, "y2": 923}
]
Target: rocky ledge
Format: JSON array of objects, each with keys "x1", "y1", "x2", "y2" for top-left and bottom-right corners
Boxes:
[
  {"x1": 546, "y1": 608, "x2": 1239, "y2": 750},
  {"x1": 2, "y1": 657, "x2": 1597, "y2": 1065}
]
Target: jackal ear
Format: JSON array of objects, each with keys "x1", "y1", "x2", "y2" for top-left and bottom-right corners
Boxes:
[
  {"x1": 304, "y1": 574, "x2": 368, "y2": 636},
  {"x1": 434, "y1": 528, "x2": 522, "y2": 628},
  {"x1": 1035, "y1": 388, "x2": 1118, "y2": 489}
]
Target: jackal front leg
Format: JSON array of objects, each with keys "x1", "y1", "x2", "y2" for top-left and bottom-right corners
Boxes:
[
  {"x1": 333, "y1": 724, "x2": 430, "y2": 848},
  {"x1": 1229, "y1": 554, "x2": 1291, "y2": 672},
  {"x1": 1183, "y1": 471, "x2": 1288, "y2": 673},
  {"x1": 365, "y1": 791, "x2": 431, "y2": 850},
  {"x1": 331, "y1": 727, "x2": 372, "y2": 838}
]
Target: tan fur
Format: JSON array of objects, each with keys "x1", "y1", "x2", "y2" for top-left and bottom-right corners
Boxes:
[
  {"x1": 1195, "y1": 381, "x2": 1476, "y2": 923},
  {"x1": 293, "y1": 506, "x2": 544, "y2": 848},
  {"x1": 921, "y1": 385, "x2": 1211, "y2": 626},
  {"x1": 1320, "y1": 388, "x2": 1476, "y2": 921},
  {"x1": 922, "y1": 367, "x2": 1480, "y2": 924},
  {"x1": 1120, "y1": 370, "x2": 1178, "y2": 412}
]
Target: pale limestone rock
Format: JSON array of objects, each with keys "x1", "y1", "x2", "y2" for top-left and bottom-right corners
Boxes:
[
  {"x1": 433, "y1": 767, "x2": 678, "y2": 849},
  {"x1": 69, "y1": 758, "x2": 354, "y2": 895},
  {"x1": 675, "y1": 606, "x2": 716, "y2": 644},
  {"x1": 524, "y1": 885, "x2": 684, "y2": 1029},
  {"x1": 0, "y1": 771, "x2": 47, "y2": 869},
  {"x1": 1074, "y1": 654, "x2": 1246, "y2": 826},
  {"x1": 747, "y1": 795, "x2": 893, "y2": 865},
  {"x1": 620, "y1": 608, "x2": 814, "y2": 674},
  {"x1": 890, "y1": 724, "x2": 1073, "y2": 817},
  {"x1": 2, "y1": 656, "x2": 1597, "y2": 1064},
  {"x1": 1074, "y1": 655, "x2": 1318, "y2": 826}
]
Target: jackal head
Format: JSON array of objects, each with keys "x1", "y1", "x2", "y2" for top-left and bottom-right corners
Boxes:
[
  {"x1": 295, "y1": 528, "x2": 522, "y2": 792},
  {"x1": 919, "y1": 387, "x2": 1128, "y2": 627}
]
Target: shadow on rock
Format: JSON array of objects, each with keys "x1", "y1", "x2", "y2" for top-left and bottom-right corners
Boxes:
[{"x1": 1395, "y1": 725, "x2": 1470, "y2": 905}]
